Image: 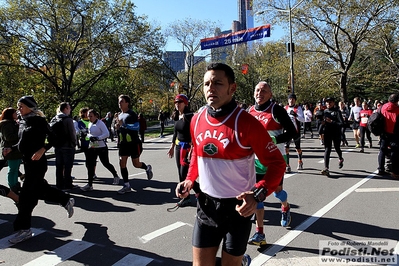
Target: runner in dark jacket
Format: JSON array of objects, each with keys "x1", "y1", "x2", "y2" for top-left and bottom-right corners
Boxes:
[{"x1": 320, "y1": 97, "x2": 345, "y2": 177}]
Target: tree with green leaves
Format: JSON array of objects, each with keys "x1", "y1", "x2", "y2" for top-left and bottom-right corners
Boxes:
[
  {"x1": 165, "y1": 18, "x2": 218, "y2": 102},
  {"x1": 0, "y1": 0, "x2": 164, "y2": 112},
  {"x1": 255, "y1": 0, "x2": 398, "y2": 102}
]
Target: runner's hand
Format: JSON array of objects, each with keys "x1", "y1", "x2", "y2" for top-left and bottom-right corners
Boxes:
[{"x1": 235, "y1": 191, "x2": 257, "y2": 217}]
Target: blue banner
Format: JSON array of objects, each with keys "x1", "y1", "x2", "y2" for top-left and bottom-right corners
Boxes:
[{"x1": 200, "y1": 24, "x2": 271, "y2": 50}]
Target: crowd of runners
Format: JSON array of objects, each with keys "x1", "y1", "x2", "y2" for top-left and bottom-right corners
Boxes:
[{"x1": 1, "y1": 62, "x2": 398, "y2": 266}]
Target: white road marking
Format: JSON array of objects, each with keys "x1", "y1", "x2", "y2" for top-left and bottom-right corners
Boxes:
[
  {"x1": 143, "y1": 187, "x2": 171, "y2": 193},
  {"x1": 128, "y1": 172, "x2": 145, "y2": 177},
  {"x1": 355, "y1": 187, "x2": 399, "y2": 193},
  {"x1": 112, "y1": 254, "x2": 153, "y2": 266},
  {"x1": 284, "y1": 173, "x2": 297, "y2": 179},
  {"x1": 251, "y1": 174, "x2": 374, "y2": 266},
  {"x1": 23, "y1": 239, "x2": 93, "y2": 266},
  {"x1": 139, "y1": 221, "x2": 187, "y2": 243}
]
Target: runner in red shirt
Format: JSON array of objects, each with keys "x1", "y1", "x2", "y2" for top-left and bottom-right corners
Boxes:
[
  {"x1": 359, "y1": 101, "x2": 373, "y2": 153},
  {"x1": 175, "y1": 63, "x2": 286, "y2": 266}
]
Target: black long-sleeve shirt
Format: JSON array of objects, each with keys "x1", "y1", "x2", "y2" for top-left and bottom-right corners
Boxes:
[{"x1": 323, "y1": 107, "x2": 344, "y2": 133}]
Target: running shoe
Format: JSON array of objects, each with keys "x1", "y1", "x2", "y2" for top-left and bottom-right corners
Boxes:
[
  {"x1": 297, "y1": 160, "x2": 303, "y2": 170},
  {"x1": 377, "y1": 170, "x2": 387, "y2": 176},
  {"x1": 247, "y1": 232, "x2": 267, "y2": 246},
  {"x1": 80, "y1": 184, "x2": 93, "y2": 192},
  {"x1": 355, "y1": 143, "x2": 360, "y2": 148},
  {"x1": 321, "y1": 168, "x2": 330, "y2": 177},
  {"x1": 359, "y1": 148, "x2": 364, "y2": 153},
  {"x1": 285, "y1": 165, "x2": 291, "y2": 174},
  {"x1": 338, "y1": 158, "x2": 344, "y2": 169},
  {"x1": 117, "y1": 184, "x2": 132, "y2": 194},
  {"x1": 281, "y1": 207, "x2": 291, "y2": 227},
  {"x1": 146, "y1": 165, "x2": 153, "y2": 180},
  {"x1": 64, "y1": 198, "x2": 75, "y2": 218},
  {"x1": 9, "y1": 229, "x2": 33, "y2": 244},
  {"x1": 93, "y1": 174, "x2": 97, "y2": 180},
  {"x1": 242, "y1": 254, "x2": 251, "y2": 266},
  {"x1": 369, "y1": 142, "x2": 372, "y2": 148},
  {"x1": 112, "y1": 175, "x2": 120, "y2": 185},
  {"x1": 177, "y1": 197, "x2": 191, "y2": 207},
  {"x1": 391, "y1": 173, "x2": 399, "y2": 179}
]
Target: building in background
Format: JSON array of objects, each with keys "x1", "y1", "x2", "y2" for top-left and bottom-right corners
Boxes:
[
  {"x1": 211, "y1": 28, "x2": 232, "y2": 63},
  {"x1": 166, "y1": 0, "x2": 255, "y2": 69},
  {"x1": 163, "y1": 51, "x2": 186, "y2": 74}
]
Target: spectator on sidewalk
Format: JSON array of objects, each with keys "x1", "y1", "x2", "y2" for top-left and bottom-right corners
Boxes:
[
  {"x1": 158, "y1": 110, "x2": 166, "y2": 138},
  {"x1": 138, "y1": 113, "x2": 147, "y2": 143},
  {"x1": 104, "y1": 112, "x2": 114, "y2": 141},
  {"x1": 379, "y1": 93, "x2": 399, "y2": 178}
]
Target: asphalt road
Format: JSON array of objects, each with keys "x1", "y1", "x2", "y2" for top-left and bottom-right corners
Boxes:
[{"x1": 0, "y1": 131, "x2": 398, "y2": 266}]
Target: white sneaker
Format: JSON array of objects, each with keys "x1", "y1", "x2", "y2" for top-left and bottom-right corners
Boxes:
[
  {"x1": 64, "y1": 198, "x2": 75, "y2": 218},
  {"x1": 9, "y1": 229, "x2": 33, "y2": 244},
  {"x1": 117, "y1": 185, "x2": 132, "y2": 194},
  {"x1": 112, "y1": 176, "x2": 120, "y2": 185},
  {"x1": 80, "y1": 184, "x2": 93, "y2": 191}
]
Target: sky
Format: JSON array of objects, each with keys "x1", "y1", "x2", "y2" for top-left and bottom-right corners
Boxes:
[{"x1": 133, "y1": 0, "x2": 286, "y2": 54}]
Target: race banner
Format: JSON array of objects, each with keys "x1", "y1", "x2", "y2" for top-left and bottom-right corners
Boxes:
[{"x1": 200, "y1": 24, "x2": 271, "y2": 50}]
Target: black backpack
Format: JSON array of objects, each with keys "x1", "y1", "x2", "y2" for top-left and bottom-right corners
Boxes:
[
  {"x1": 48, "y1": 116, "x2": 68, "y2": 148},
  {"x1": 367, "y1": 109, "x2": 385, "y2": 136}
]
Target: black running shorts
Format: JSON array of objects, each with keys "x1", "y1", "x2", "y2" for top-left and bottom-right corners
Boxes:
[
  {"x1": 192, "y1": 192, "x2": 252, "y2": 256},
  {"x1": 118, "y1": 142, "x2": 142, "y2": 158},
  {"x1": 352, "y1": 121, "x2": 360, "y2": 130}
]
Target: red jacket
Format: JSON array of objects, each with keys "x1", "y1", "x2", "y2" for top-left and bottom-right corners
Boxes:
[{"x1": 381, "y1": 102, "x2": 399, "y2": 134}]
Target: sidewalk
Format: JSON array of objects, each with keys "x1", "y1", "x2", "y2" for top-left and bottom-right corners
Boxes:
[{"x1": 144, "y1": 121, "x2": 174, "y2": 133}]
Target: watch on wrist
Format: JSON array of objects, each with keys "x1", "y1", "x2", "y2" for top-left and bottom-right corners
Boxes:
[{"x1": 251, "y1": 187, "x2": 267, "y2": 202}]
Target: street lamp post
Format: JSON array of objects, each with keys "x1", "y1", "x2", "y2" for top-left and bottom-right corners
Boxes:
[
  {"x1": 255, "y1": 0, "x2": 305, "y2": 94},
  {"x1": 288, "y1": 2, "x2": 294, "y2": 94}
]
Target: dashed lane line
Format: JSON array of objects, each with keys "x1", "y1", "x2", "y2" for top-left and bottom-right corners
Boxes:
[
  {"x1": 139, "y1": 221, "x2": 188, "y2": 243},
  {"x1": 355, "y1": 187, "x2": 399, "y2": 193},
  {"x1": 23, "y1": 239, "x2": 93, "y2": 266},
  {"x1": 112, "y1": 254, "x2": 153, "y2": 266}
]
